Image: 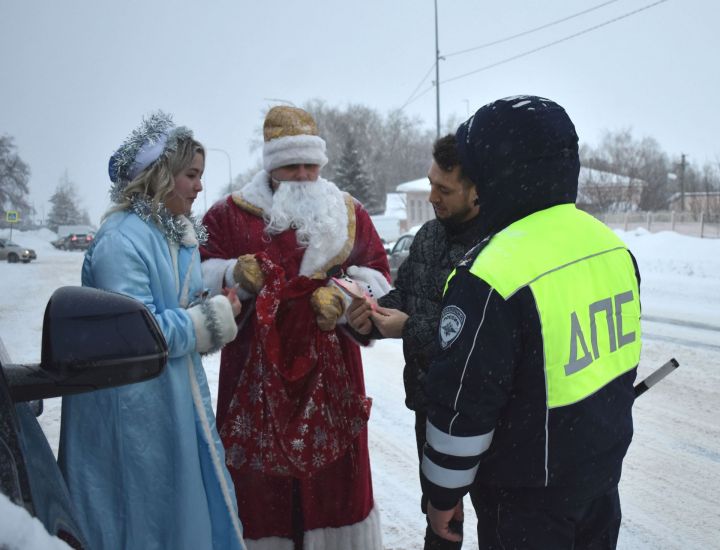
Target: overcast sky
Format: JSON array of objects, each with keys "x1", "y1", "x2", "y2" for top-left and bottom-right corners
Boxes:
[{"x1": 2, "y1": 0, "x2": 717, "y2": 225}]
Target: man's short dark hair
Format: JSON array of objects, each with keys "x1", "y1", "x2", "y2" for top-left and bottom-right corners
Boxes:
[{"x1": 432, "y1": 134, "x2": 472, "y2": 187}]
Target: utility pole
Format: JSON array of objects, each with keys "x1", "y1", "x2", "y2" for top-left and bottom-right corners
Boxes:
[
  {"x1": 679, "y1": 153, "x2": 687, "y2": 211},
  {"x1": 434, "y1": 0, "x2": 441, "y2": 138}
]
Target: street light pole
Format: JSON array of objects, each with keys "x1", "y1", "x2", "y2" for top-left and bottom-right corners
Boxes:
[
  {"x1": 207, "y1": 148, "x2": 233, "y2": 212},
  {"x1": 434, "y1": 0, "x2": 441, "y2": 138}
]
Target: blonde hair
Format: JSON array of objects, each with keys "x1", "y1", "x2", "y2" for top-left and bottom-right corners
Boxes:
[{"x1": 106, "y1": 137, "x2": 205, "y2": 219}]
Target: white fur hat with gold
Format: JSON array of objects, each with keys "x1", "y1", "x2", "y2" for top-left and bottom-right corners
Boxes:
[{"x1": 262, "y1": 106, "x2": 328, "y2": 172}]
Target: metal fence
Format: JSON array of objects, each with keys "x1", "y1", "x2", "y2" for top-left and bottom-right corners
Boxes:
[{"x1": 597, "y1": 211, "x2": 720, "y2": 238}]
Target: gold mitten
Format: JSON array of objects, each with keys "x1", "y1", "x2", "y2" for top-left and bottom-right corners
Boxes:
[
  {"x1": 233, "y1": 254, "x2": 264, "y2": 294},
  {"x1": 310, "y1": 286, "x2": 346, "y2": 331}
]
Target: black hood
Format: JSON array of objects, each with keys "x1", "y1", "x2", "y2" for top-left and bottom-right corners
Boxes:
[{"x1": 455, "y1": 95, "x2": 580, "y2": 239}]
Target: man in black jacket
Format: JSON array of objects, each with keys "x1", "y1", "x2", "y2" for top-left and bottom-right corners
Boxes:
[
  {"x1": 348, "y1": 134, "x2": 481, "y2": 549},
  {"x1": 421, "y1": 96, "x2": 641, "y2": 549}
]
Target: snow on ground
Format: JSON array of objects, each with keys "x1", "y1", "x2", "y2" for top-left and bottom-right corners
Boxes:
[{"x1": 1, "y1": 227, "x2": 719, "y2": 549}]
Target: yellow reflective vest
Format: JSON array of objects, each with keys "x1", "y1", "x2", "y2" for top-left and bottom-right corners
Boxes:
[{"x1": 448, "y1": 203, "x2": 641, "y2": 408}]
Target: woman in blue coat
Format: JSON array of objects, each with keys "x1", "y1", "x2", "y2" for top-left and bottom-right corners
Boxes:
[{"x1": 59, "y1": 112, "x2": 247, "y2": 550}]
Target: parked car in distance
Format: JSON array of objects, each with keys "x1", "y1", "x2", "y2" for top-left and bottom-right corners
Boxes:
[
  {"x1": 52, "y1": 233, "x2": 94, "y2": 251},
  {"x1": 0, "y1": 238, "x2": 37, "y2": 263},
  {"x1": 0, "y1": 286, "x2": 168, "y2": 547},
  {"x1": 388, "y1": 232, "x2": 415, "y2": 283}
]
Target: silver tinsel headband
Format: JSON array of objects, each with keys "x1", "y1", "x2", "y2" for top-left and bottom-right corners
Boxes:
[{"x1": 108, "y1": 111, "x2": 193, "y2": 203}]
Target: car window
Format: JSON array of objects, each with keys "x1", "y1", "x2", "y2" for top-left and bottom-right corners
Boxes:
[
  {"x1": 391, "y1": 236, "x2": 410, "y2": 254},
  {"x1": 400, "y1": 236, "x2": 413, "y2": 252}
]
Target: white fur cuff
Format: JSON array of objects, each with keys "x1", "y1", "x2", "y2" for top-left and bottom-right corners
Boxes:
[
  {"x1": 200, "y1": 258, "x2": 252, "y2": 300},
  {"x1": 263, "y1": 134, "x2": 328, "y2": 172},
  {"x1": 187, "y1": 295, "x2": 238, "y2": 354},
  {"x1": 225, "y1": 262, "x2": 253, "y2": 300},
  {"x1": 201, "y1": 258, "x2": 235, "y2": 296}
]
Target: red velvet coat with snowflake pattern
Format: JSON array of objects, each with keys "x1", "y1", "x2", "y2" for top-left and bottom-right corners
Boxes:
[{"x1": 200, "y1": 188, "x2": 389, "y2": 543}]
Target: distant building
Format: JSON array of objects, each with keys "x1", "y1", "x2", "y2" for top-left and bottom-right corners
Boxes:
[
  {"x1": 667, "y1": 191, "x2": 720, "y2": 213},
  {"x1": 370, "y1": 192, "x2": 406, "y2": 242},
  {"x1": 393, "y1": 167, "x2": 648, "y2": 226},
  {"x1": 396, "y1": 177, "x2": 433, "y2": 229},
  {"x1": 576, "y1": 167, "x2": 647, "y2": 213}
]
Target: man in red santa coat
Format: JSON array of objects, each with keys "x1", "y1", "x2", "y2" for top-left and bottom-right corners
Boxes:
[{"x1": 200, "y1": 106, "x2": 390, "y2": 550}]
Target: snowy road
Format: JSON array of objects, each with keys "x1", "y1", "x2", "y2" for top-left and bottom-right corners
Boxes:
[
  {"x1": 1, "y1": 229, "x2": 719, "y2": 549},
  {"x1": 642, "y1": 315, "x2": 720, "y2": 353}
]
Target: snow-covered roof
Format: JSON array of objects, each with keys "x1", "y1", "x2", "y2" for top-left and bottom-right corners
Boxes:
[
  {"x1": 396, "y1": 177, "x2": 429, "y2": 193},
  {"x1": 383, "y1": 192, "x2": 407, "y2": 219},
  {"x1": 579, "y1": 166, "x2": 647, "y2": 188}
]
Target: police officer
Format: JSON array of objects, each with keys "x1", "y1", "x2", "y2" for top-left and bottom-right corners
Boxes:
[{"x1": 420, "y1": 96, "x2": 641, "y2": 549}]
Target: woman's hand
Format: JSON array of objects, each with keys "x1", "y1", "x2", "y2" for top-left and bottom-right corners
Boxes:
[{"x1": 222, "y1": 286, "x2": 242, "y2": 317}]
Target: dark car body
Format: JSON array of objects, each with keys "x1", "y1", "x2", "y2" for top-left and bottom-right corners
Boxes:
[
  {"x1": 52, "y1": 233, "x2": 94, "y2": 251},
  {"x1": 0, "y1": 286, "x2": 168, "y2": 547}
]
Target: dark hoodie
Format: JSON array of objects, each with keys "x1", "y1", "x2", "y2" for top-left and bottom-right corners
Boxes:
[{"x1": 455, "y1": 95, "x2": 580, "y2": 239}]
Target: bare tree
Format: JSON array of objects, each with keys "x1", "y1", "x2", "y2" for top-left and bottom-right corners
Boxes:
[
  {"x1": 581, "y1": 128, "x2": 671, "y2": 211},
  {"x1": 304, "y1": 100, "x2": 434, "y2": 194}
]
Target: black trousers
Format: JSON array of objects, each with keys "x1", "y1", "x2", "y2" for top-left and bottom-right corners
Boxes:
[{"x1": 469, "y1": 485, "x2": 622, "y2": 550}]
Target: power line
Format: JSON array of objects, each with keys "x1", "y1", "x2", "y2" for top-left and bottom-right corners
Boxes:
[
  {"x1": 400, "y1": 0, "x2": 622, "y2": 110},
  {"x1": 444, "y1": 0, "x2": 621, "y2": 58},
  {"x1": 442, "y1": 0, "x2": 668, "y2": 86},
  {"x1": 402, "y1": 83, "x2": 435, "y2": 109},
  {"x1": 400, "y1": 62, "x2": 437, "y2": 110}
]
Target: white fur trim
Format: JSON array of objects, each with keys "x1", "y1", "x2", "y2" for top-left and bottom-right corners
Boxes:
[
  {"x1": 225, "y1": 262, "x2": 253, "y2": 300},
  {"x1": 263, "y1": 134, "x2": 328, "y2": 172},
  {"x1": 201, "y1": 258, "x2": 234, "y2": 296},
  {"x1": 178, "y1": 215, "x2": 198, "y2": 246},
  {"x1": 200, "y1": 258, "x2": 253, "y2": 301},
  {"x1": 346, "y1": 265, "x2": 391, "y2": 301},
  {"x1": 185, "y1": 356, "x2": 247, "y2": 549},
  {"x1": 236, "y1": 172, "x2": 350, "y2": 277},
  {"x1": 186, "y1": 306, "x2": 211, "y2": 352},
  {"x1": 208, "y1": 294, "x2": 239, "y2": 346},
  {"x1": 187, "y1": 295, "x2": 238, "y2": 353},
  {"x1": 244, "y1": 506, "x2": 381, "y2": 550},
  {"x1": 304, "y1": 506, "x2": 382, "y2": 550},
  {"x1": 236, "y1": 170, "x2": 274, "y2": 213}
]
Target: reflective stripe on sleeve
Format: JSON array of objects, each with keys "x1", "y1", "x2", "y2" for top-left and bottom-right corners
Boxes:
[
  {"x1": 421, "y1": 454, "x2": 480, "y2": 489},
  {"x1": 427, "y1": 420, "x2": 494, "y2": 457}
]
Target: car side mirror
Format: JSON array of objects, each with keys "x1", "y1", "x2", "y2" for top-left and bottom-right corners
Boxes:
[{"x1": 4, "y1": 286, "x2": 168, "y2": 402}]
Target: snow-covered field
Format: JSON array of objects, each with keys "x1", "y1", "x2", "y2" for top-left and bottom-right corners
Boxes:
[{"x1": 1, "y1": 227, "x2": 719, "y2": 549}]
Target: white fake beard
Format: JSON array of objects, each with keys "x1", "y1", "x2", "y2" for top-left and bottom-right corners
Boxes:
[{"x1": 264, "y1": 179, "x2": 346, "y2": 248}]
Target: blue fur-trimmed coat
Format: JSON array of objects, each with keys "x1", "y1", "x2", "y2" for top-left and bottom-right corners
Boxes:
[{"x1": 58, "y1": 210, "x2": 246, "y2": 550}]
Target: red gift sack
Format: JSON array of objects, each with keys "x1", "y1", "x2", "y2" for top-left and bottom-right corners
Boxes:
[{"x1": 220, "y1": 253, "x2": 371, "y2": 478}]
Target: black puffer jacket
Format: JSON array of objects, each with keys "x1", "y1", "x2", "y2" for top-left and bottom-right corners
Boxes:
[{"x1": 378, "y1": 214, "x2": 483, "y2": 411}]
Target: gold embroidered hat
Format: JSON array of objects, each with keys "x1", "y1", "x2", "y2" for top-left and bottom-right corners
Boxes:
[{"x1": 262, "y1": 106, "x2": 328, "y2": 172}]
